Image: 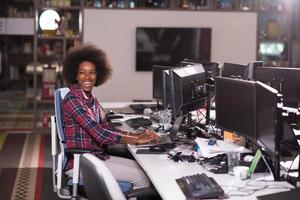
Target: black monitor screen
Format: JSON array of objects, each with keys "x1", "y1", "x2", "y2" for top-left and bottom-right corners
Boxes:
[
  {"x1": 245, "y1": 61, "x2": 263, "y2": 80},
  {"x1": 221, "y1": 62, "x2": 247, "y2": 79},
  {"x1": 152, "y1": 65, "x2": 174, "y2": 100},
  {"x1": 170, "y1": 64, "x2": 207, "y2": 118},
  {"x1": 255, "y1": 81, "x2": 279, "y2": 159},
  {"x1": 162, "y1": 69, "x2": 172, "y2": 109},
  {"x1": 256, "y1": 81, "x2": 299, "y2": 161},
  {"x1": 254, "y1": 67, "x2": 300, "y2": 108},
  {"x1": 136, "y1": 27, "x2": 212, "y2": 71},
  {"x1": 215, "y1": 77, "x2": 256, "y2": 140}
]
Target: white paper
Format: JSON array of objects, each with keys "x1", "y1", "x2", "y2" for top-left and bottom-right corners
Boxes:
[
  {"x1": 195, "y1": 137, "x2": 251, "y2": 158},
  {"x1": 280, "y1": 155, "x2": 299, "y2": 171}
]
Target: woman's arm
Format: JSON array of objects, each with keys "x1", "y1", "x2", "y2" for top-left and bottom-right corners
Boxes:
[{"x1": 120, "y1": 129, "x2": 160, "y2": 144}]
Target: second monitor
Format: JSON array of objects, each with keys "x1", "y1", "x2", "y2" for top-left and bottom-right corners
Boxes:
[
  {"x1": 215, "y1": 76, "x2": 299, "y2": 180},
  {"x1": 152, "y1": 65, "x2": 175, "y2": 109},
  {"x1": 169, "y1": 64, "x2": 208, "y2": 119}
]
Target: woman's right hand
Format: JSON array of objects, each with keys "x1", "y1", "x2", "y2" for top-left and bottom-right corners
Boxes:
[{"x1": 136, "y1": 130, "x2": 160, "y2": 144}]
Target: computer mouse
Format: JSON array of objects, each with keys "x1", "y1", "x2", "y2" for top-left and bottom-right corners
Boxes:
[
  {"x1": 243, "y1": 155, "x2": 254, "y2": 162},
  {"x1": 110, "y1": 122, "x2": 122, "y2": 128},
  {"x1": 137, "y1": 127, "x2": 146, "y2": 131},
  {"x1": 107, "y1": 110, "x2": 115, "y2": 115},
  {"x1": 149, "y1": 146, "x2": 166, "y2": 153}
]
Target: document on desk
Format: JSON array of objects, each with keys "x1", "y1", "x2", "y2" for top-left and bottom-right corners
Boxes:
[
  {"x1": 293, "y1": 129, "x2": 300, "y2": 137},
  {"x1": 281, "y1": 155, "x2": 299, "y2": 172},
  {"x1": 195, "y1": 137, "x2": 251, "y2": 158}
]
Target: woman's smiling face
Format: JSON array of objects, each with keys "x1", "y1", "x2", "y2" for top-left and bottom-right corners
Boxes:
[{"x1": 76, "y1": 61, "x2": 97, "y2": 95}]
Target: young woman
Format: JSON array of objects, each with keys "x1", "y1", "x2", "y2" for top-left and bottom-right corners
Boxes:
[{"x1": 62, "y1": 44, "x2": 159, "y2": 189}]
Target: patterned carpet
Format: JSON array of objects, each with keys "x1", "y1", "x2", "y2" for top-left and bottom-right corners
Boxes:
[{"x1": 0, "y1": 133, "x2": 58, "y2": 200}]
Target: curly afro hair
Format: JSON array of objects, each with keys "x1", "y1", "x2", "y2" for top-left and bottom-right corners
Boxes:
[{"x1": 63, "y1": 44, "x2": 113, "y2": 86}]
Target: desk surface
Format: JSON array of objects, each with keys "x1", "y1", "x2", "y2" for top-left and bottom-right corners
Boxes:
[
  {"x1": 104, "y1": 103, "x2": 295, "y2": 199},
  {"x1": 128, "y1": 145, "x2": 294, "y2": 200}
]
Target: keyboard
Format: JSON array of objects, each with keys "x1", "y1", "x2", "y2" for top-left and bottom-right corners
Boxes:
[
  {"x1": 129, "y1": 104, "x2": 157, "y2": 114},
  {"x1": 153, "y1": 134, "x2": 173, "y2": 144},
  {"x1": 136, "y1": 134, "x2": 173, "y2": 147},
  {"x1": 176, "y1": 173, "x2": 224, "y2": 199},
  {"x1": 125, "y1": 117, "x2": 153, "y2": 129}
]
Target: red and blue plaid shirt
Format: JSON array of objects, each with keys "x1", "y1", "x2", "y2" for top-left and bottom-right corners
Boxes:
[{"x1": 62, "y1": 84, "x2": 121, "y2": 166}]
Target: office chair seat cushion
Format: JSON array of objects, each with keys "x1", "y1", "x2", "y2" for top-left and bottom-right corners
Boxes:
[{"x1": 65, "y1": 171, "x2": 133, "y2": 193}]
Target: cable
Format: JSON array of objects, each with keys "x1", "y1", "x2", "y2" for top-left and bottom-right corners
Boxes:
[
  {"x1": 260, "y1": 153, "x2": 274, "y2": 178},
  {"x1": 222, "y1": 177, "x2": 293, "y2": 197}
]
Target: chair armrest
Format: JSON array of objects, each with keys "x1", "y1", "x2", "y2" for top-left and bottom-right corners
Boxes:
[
  {"x1": 106, "y1": 114, "x2": 124, "y2": 122},
  {"x1": 66, "y1": 149, "x2": 92, "y2": 154},
  {"x1": 124, "y1": 187, "x2": 160, "y2": 199}
]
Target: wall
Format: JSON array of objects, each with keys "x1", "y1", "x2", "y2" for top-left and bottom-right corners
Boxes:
[
  {"x1": 0, "y1": 18, "x2": 34, "y2": 35},
  {"x1": 84, "y1": 9, "x2": 257, "y2": 102}
]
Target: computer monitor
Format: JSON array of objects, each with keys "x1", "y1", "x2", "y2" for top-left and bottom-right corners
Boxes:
[
  {"x1": 254, "y1": 66, "x2": 300, "y2": 108},
  {"x1": 169, "y1": 64, "x2": 207, "y2": 119},
  {"x1": 162, "y1": 69, "x2": 172, "y2": 109},
  {"x1": 245, "y1": 61, "x2": 263, "y2": 80},
  {"x1": 215, "y1": 77, "x2": 256, "y2": 140},
  {"x1": 136, "y1": 27, "x2": 212, "y2": 71},
  {"x1": 216, "y1": 78, "x2": 298, "y2": 180},
  {"x1": 255, "y1": 81, "x2": 299, "y2": 180},
  {"x1": 152, "y1": 65, "x2": 174, "y2": 108},
  {"x1": 255, "y1": 81, "x2": 279, "y2": 160},
  {"x1": 221, "y1": 62, "x2": 247, "y2": 79},
  {"x1": 180, "y1": 59, "x2": 220, "y2": 79},
  {"x1": 256, "y1": 80, "x2": 298, "y2": 159}
]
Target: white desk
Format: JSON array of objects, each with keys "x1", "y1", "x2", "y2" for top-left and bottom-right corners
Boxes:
[
  {"x1": 102, "y1": 103, "x2": 295, "y2": 199},
  {"x1": 128, "y1": 145, "x2": 294, "y2": 200}
]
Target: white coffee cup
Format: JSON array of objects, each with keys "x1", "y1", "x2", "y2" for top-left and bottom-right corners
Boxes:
[{"x1": 233, "y1": 166, "x2": 249, "y2": 180}]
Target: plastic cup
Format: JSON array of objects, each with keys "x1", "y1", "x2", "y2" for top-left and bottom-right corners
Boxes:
[{"x1": 228, "y1": 151, "x2": 240, "y2": 176}]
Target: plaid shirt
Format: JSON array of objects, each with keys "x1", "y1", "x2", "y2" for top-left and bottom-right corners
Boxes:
[{"x1": 62, "y1": 84, "x2": 121, "y2": 167}]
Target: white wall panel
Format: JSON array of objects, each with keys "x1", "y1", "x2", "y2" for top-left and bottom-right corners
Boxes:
[{"x1": 84, "y1": 9, "x2": 257, "y2": 102}]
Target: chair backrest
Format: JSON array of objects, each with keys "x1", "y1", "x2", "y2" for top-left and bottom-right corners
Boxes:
[
  {"x1": 54, "y1": 87, "x2": 70, "y2": 143},
  {"x1": 80, "y1": 153, "x2": 126, "y2": 200}
]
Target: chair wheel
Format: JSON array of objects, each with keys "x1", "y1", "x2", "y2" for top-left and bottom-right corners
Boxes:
[{"x1": 70, "y1": 196, "x2": 77, "y2": 200}]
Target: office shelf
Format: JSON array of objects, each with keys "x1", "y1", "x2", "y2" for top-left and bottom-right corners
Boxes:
[{"x1": 30, "y1": 0, "x2": 84, "y2": 133}]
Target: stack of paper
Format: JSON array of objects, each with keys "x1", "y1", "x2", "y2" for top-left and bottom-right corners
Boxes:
[{"x1": 195, "y1": 137, "x2": 251, "y2": 158}]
